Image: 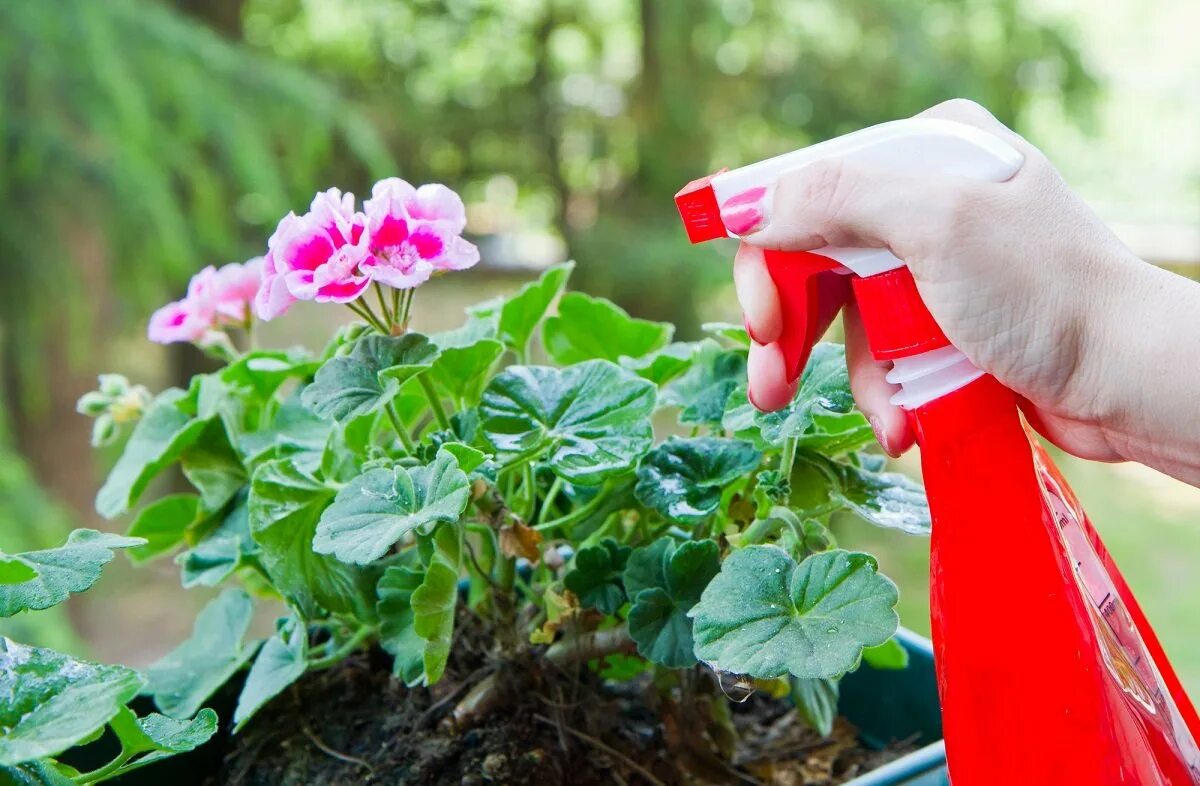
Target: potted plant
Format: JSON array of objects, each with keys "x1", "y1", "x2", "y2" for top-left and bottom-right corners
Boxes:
[{"x1": 2, "y1": 179, "x2": 945, "y2": 785}]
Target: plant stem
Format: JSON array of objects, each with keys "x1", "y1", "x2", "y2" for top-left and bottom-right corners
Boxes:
[
  {"x1": 391, "y1": 286, "x2": 402, "y2": 329},
  {"x1": 520, "y1": 463, "x2": 537, "y2": 521},
  {"x1": 780, "y1": 435, "x2": 798, "y2": 478},
  {"x1": 396, "y1": 288, "x2": 416, "y2": 330},
  {"x1": 385, "y1": 403, "x2": 417, "y2": 455},
  {"x1": 536, "y1": 476, "x2": 564, "y2": 527},
  {"x1": 418, "y1": 375, "x2": 451, "y2": 430},
  {"x1": 534, "y1": 483, "x2": 607, "y2": 532},
  {"x1": 374, "y1": 282, "x2": 394, "y2": 329},
  {"x1": 347, "y1": 301, "x2": 389, "y2": 334},
  {"x1": 76, "y1": 747, "x2": 135, "y2": 784},
  {"x1": 308, "y1": 624, "x2": 377, "y2": 670}
]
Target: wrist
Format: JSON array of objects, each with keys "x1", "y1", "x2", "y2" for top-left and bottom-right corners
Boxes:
[{"x1": 1089, "y1": 257, "x2": 1200, "y2": 479}]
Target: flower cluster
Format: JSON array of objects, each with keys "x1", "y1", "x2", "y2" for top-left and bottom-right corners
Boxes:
[
  {"x1": 149, "y1": 178, "x2": 478, "y2": 344},
  {"x1": 148, "y1": 258, "x2": 263, "y2": 345}
]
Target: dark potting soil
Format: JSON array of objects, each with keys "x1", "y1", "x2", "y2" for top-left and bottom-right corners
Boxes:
[{"x1": 214, "y1": 623, "x2": 910, "y2": 786}]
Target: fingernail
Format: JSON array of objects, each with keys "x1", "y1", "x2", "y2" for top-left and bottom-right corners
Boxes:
[
  {"x1": 743, "y1": 314, "x2": 764, "y2": 345},
  {"x1": 870, "y1": 416, "x2": 893, "y2": 457},
  {"x1": 721, "y1": 187, "x2": 769, "y2": 235}
]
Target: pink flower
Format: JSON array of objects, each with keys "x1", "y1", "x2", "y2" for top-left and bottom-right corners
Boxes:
[
  {"x1": 148, "y1": 266, "x2": 219, "y2": 344},
  {"x1": 212, "y1": 257, "x2": 264, "y2": 322},
  {"x1": 361, "y1": 178, "x2": 479, "y2": 289},
  {"x1": 256, "y1": 188, "x2": 371, "y2": 321}
]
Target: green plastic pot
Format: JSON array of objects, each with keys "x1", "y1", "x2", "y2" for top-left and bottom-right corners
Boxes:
[{"x1": 840, "y1": 628, "x2": 948, "y2": 785}]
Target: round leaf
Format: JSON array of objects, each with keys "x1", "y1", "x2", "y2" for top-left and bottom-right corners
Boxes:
[
  {"x1": 313, "y1": 449, "x2": 470, "y2": 564},
  {"x1": 0, "y1": 530, "x2": 146, "y2": 617},
  {"x1": 624, "y1": 539, "x2": 720, "y2": 668},
  {"x1": 634, "y1": 437, "x2": 761, "y2": 523},
  {"x1": 481, "y1": 361, "x2": 655, "y2": 485},
  {"x1": 301, "y1": 333, "x2": 439, "y2": 423},
  {"x1": 689, "y1": 546, "x2": 898, "y2": 679},
  {"x1": 543, "y1": 292, "x2": 672, "y2": 365}
]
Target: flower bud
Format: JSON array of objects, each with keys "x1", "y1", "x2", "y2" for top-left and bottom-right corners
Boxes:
[
  {"x1": 76, "y1": 391, "x2": 111, "y2": 417},
  {"x1": 98, "y1": 374, "x2": 130, "y2": 397},
  {"x1": 91, "y1": 414, "x2": 118, "y2": 447}
]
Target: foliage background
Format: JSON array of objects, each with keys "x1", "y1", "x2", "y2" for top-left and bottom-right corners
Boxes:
[{"x1": 2, "y1": 0, "x2": 1198, "y2": 693}]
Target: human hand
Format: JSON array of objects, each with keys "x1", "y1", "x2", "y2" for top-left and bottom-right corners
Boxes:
[{"x1": 729, "y1": 99, "x2": 1200, "y2": 482}]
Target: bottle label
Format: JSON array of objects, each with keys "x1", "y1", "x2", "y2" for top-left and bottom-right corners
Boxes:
[{"x1": 1031, "y1": 438, "x2": 1200, "y2": 780}]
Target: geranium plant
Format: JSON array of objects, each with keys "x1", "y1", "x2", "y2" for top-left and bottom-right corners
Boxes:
[{"x1": 1, "y1": 179, "x2": 930, "y2": 784}]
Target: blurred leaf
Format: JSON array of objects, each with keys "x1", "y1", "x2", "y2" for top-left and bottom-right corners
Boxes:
[
  {"x1": 620, "y1": 341, "x2": 702, "y2": 386},
  {"x1": 109, "y1": 705, "x2": 219, "y2": 766},
  {"x1": 0, "y1": 637, "x2": 143, "y2": 765},
  {"x1": 791, "y1": 677, "x2": 839, "y2": 738},
  {"x1": 178, "y1": 496, "x2": 257, "y2": 588},
  {"x1": 377, "y1": 566, "x2": 425, "y2": 686},
  {"x1": 233, "y1": 619, "x2": 307, "y2": 731},
  {"x1": 701, "y1": 322, "x2": 751, "y2": 347},
  {"x1": 488, "y1": 262, "x2": 573, "y2": 357},
  {"x1": 543, "y1": 292, "x2": 672, "y2": 365},
  {"x1": 126, "y1": 494, "x2": 199, "y2": 563},
  {"x1": 0, "y1": 530, "x2": 145, "y2": 617},
  {"x1": 146, "y1": 589, "x2": 259, "y2": 719},
  {"x1": 427, "y1": 338, "x2": 504, "y2": 407},
  {"x1": 0, "y1": 760, "x2": 76, "y2": 786},
  {"x1": 95, "y1": 389, "x2": 206, "y2": 518},
  {"x1": 862, "y1": 637, "x2": 910, "y2": 671}
]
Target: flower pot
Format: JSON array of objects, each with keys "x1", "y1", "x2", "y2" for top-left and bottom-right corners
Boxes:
[{"x1": 840, "y1": 628, "x2": 947, "y2": 785}]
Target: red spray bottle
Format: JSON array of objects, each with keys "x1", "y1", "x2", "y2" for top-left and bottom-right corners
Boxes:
[{"x1": 675, "y1": 119, "x2": 1200, "y2": 784}]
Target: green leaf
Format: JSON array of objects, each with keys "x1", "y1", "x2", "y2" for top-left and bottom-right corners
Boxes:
[
  {"x1": 437, "y1": 442, "x2": 489, "y2": 475},
  {"x1": 0, "y1": 556, "x2": 37, "y2": 585},
  {"x1": 836, "y1": 458, "x2": 931, "y2": 535},
  {"x1": 177, "y1": 497, "x2": 257, "y2": 588},
  {"x1": 301, "y1": 334, "x2": 439, "y2": 423},
  {"x1": 180, "y1": 419, "x2": 247, "y2": 515},
  {"x1": 249, "y1": 458, "x2": 374, "y2": 617},
  {"x1": 634, "y1": 437, "x2": 761, "y2": 524},
  {"x1": 377, "y1": 566, "x2": 425, "y2": 686},
  {"x1": 796, "y1": 411, "x2": 876, "y2": 455},
  {"x1": 564, "y1": 538, "x2": 630, "y2": 615},
  {"x1": 427, "y1": 338, "x2": 504, "y2": 406},
  {"x1": 543, "y1": 292, "x2": 672, "y2": 365},
  {"x1": 429, "y1": 311, "x2": 499, "y2": 350},
  {"x1": 493, "y1": 261, "x2": 573, "y2": 356},
  {"x1": 861, "y1": 637, "x2": 910, "y2": 670},
  {"x1": 0, "y1": 637, "x2": 143, "y2": 765},
  {"x1": 619, "y1": 341, "x2": 701, "y2": 386},
  {"x1": 661, "y1": 342, "x2": 746, "y2": 425},
  {"x1": 109, "y1": 705, "x2": 219, "y2": 766},
  {"x1": 689, "y1": 546, "x2": 898, "y2": 679},
  {"x1": 409, "y1": 525, "x2": 461, "y2": 685},
  {"x1": 0, "y1": 761, "x2": 76, "y2": 786},
  {"x1": 146, "y1": 589, "x2": 259, "y2": 719},
  {"x1": 0, "y1": 530, "x2": 145, "y2": 617},
  {"x1": 376, "y1": 525, "x2": 461, "y2": 686},
  {"x1": 701, "y1": 322, "x2": 751, "y2": 347},
  {"x1": 791, "y1": 677, "x2": 839, "y2": 737},
  {"x1": 755, "y1": 343, "x2": 854, "y2": 446},
  {"x1": 624, "y1": 539, "x2": 720, "y2": 668},
  {"x1": 96, "y1": 389, "x2": 207, "y2": 518},
  {"x1": 220, "y1": 348, "x2": 319, "y2": 401},
  {"x1": 790, "y1": 453, "x2": 930, "y2": 535},
  {"x1": 233, "y1": 619, "x2": 308, "y2": 731},
  {"x1": 480, "y1": 361, "x2": 655, "y2": 485},
  {"x1": 313, "y1": 449, "x2": 470, "y2": 565},
  {"x1": 126, "y1": 494, "x2": 199, "y2": 563}
]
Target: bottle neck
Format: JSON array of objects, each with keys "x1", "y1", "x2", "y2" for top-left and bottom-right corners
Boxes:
[{"x1": 885, "y1": 345, "x2": 985, "y2": 410}]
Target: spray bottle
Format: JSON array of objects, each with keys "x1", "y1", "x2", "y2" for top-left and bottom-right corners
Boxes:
[{"x1": 675, "y1": 118, "x2": 1200, "y2": 784}]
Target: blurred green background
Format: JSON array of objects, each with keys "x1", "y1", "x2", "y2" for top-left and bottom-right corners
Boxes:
[{"x1": 2, "y1": 0, "x2": 1198, "y2": 694}]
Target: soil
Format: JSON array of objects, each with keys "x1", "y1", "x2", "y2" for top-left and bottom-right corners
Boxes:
[{"x1": 213, "y1": 617, "x2": 912, "y2": 786}]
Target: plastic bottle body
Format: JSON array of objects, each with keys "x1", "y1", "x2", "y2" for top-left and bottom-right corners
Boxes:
[{"x1": 913, "y1": 375, "x2": 1200, "y2": 784}]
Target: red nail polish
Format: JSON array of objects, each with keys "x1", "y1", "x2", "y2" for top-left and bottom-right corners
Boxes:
[
  {"x1": 870, "y1": 416, "x2": 893, "y2": 457},
  {"x1": 720, "y1": 187, "x2": 768, "y2": 235}
]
